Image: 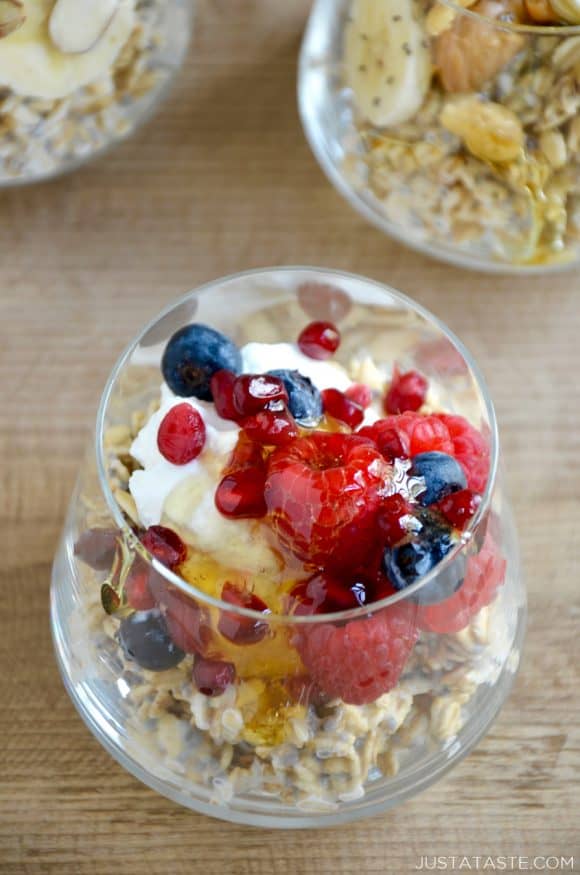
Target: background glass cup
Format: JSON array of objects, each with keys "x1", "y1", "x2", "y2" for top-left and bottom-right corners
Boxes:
[
  {"x1": 0, "y1": 0, "x2": 193, "y2": 186},
  {"x1": 51, "y1": 267, "x2": 526, "y2": 826},
  {"x1": 298, "y1": 1, "x2": 580, "y2": 274}
]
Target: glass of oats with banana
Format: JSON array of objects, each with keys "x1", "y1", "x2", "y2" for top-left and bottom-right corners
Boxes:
[
  {"x1": 51, "y1": 268, "x2": 525, "y2": 825},
  {"x1": 300, "y1": 0, "x2": 580, "y2": 271},
  {"x1": 0, "y1": 0, "x2": 192, "y2": 184}
]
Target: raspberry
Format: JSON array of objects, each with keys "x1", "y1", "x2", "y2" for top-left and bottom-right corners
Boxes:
[
  {"x1": 141, "y1": 525, "x2": 187, "y2": 569},
  {"x1": 242, "y1": 407, "x2": 298, "y2": 447},
  {"x1": 218, "y1": 582, "x2": 270, "y2": 645},
  {"x1": 298, "y1": 320, "x2": 341, "y2": 360},
  {"x1": 434, "y1": 414, "x2": 490, "y2": 493},
  {"x1": 264, "y1": 433, "x2": 390, "y2": 567},
  {"x1": 358, "y1": 421, "x2": 409, "y2": 462},
  {"x1": 295, "y1": 602, "x2": 418, "y2": 705},
  {"x1": 157, "y1": 403, "x2": 206, "y2": 465},
  {"x1": 417, "y1": 534, "x2": 506, "y2": 634},
  {"x1": 210, "y1": 369, "x2": 240, "y2": 422},
  {"x1": 321, "y1": 388, "x2": 365, "y2": 429},
  {"x1": 233, "y1": 374, "x2": 288, "y2": 416},
  {"x1": 289, "y1": 572, "x2": 370, "y2": 615},
  {"x1": 435, "y1": 488, "x2": 481, "y2": 531},
  {"x1": 384, "y1": 367, "x2": 428, "y2": 414},
  {"x1": 377, "y1": 412, "x2": 454, "y2": 457},
  {"x1": 345, "y1": 383, "x2": 373, "y2": 409}
]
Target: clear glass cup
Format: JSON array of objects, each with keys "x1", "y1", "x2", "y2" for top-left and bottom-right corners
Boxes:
[
  {"x1": 299, "y1": 1, "x2": 580, "y2": 273},
  {"x1": 0, "y1": 0, "x2": 193, "y2": 186},
  {"x1": 51, "y1": 267, "x2": 525, "y2": 826}
]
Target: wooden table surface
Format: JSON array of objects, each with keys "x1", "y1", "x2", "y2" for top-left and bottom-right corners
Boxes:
[{"x1": 1, "y1": 1, "x2": 579, "y2": 872}]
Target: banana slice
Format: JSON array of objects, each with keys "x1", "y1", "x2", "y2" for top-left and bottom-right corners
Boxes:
[
  {"x1": 49, "y1": 0, "x2": 121, "y2": 55},
  {"x1": 344, "y1": 0, "x2": 432, "y2": 128},
  {"x1": 550, "y1": 0, "x2": 580, "y2": 23},
  {"x1": 0, "y1": 0, "x2": 135, "y2": 100}
]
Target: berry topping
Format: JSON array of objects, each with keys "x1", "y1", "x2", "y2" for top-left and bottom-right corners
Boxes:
[
  {"x1": 290, "y1": 572, "x2": 370, "y2": 615},
  {"x1": 377, "y1": 494, "x2": 414, "y2": 547},
  {"x1": 157, "y1": 402, "x2": 206, "y2": 465},
  {"x1": 410, "y1": 451, "x2": 467, "y2": 506},
  {"x1": 162, "y1": 323, "x2": 242, "y2": 400},
  {"x1": 384, "y1": 367, "x2": 428, "y2": 414},
  {"x1": 264, "y1": 433, "x2": 390, "y2": 567},
  {"x1": 435, "y1": 488, "x2": 482, "y2": 531},
  {"x1": 232, "y1": 373, "x2": 289, "y2": 417},
  {"x1": 295, "y1": 602, "x2": 418, "y2": 705},
  {"x1": 151, "y1": 579, "x2": 211, "y2": 655},
  {"x1": 298, "y1": 320, "x2": 341, "y2": 360},
  {"x1": 210, "y1": 369, "x2": 240, "y2": 421},
  {"x1": 384, "y1": 412, "x2": 455, "y2": 456},
  {"x1": 141, "y1": 525, "x2": 187, "y2": 569},
  {"x1": 358, "y1": 421, "x2": 409, "y2": 462},
  {"x1": 125, "y1": 558, "x2": 156, "y2": 611},
  {"x1": 215, "y1": 468, "x2": 267, "y2": 518},
  {"x1": 345, "y1": 382, "x2": 373, "y2": 409},
  {"x1": 119, "y1": 612, "x2": 185, "y2": 672},
  {"x1": 267, "y1": 369, "x2": 323, "y2": 427},
  {"x1": 434, "y1": 414, "x2": 490, "y2": 493},
  {"x1": 297, "y1": 281, "x2": 352, "y2": 323},
  {"x1": 417, "y1": 534, "x2": 506, "y2": 633},
  {"x1": 74, "y1": 527, "x2": 118, "y2": 571},
  {"x1": 193, "y1": 656, "x2": 236, "y2": 697},
  {"x1": 218, "y1": 582, "x2": 270, "y2": 645},
  {"x1": 321, "y1": 388, "x2": 365, "y2": 429},
  {"x1": 383, "y1": 512, "x2": 465, "y2": 605},
  {"x1": 242, "y1": 407, "x2": 298, "y2": 447}
]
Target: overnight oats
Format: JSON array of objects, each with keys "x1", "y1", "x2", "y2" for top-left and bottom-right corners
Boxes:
[
  {"x1": 51, "y1": 268, "x2": 525, "y2": 826},
  {"x1": 299, "y1": 0, "x2": 580, "y2": 270},
  {"x1": 0, "y1": 0, "x2": 191, "y2": 184}
]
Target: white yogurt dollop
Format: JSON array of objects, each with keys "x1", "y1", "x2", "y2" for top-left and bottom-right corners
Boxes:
[{"x1": 241, "y1": 342, "x2": 351, "y2": 392}]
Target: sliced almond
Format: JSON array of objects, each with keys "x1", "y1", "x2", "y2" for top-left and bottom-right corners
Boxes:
[
  {"x1": 550, "y1": 0, "x2": 580, "y2": 22},
  {"x1": 435, "y1": 0, "x2": 525, "y2": 93},
  {"x1": 0, "y1": 0, "x2": 25, "y2": 40},
  {"x1": 49, "y1": 0, "x2": 121, "y2": 55}
]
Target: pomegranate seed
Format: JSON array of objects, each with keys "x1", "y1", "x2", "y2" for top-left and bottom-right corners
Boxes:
[
  {"x1": 141, "y1": 525, "x2": 187, "y2": 569},
  {"x1": 74, "y1": 527, "x2": 118, "y2": 570},
  {"x1": 232, "y1": 374, "x2": 288, "y2": 416},
  {"x1": 125, "y1": 558, "x2": 156, "y2": 611},
  {"x1": 215, "y1": 468, "x2": 267, "y2": 518},
  {"x1": 242, "y1": 407, "x2": 298, "y2": 447},
  {"x1": 290, "y1": 572, "x2": 369, "y2": 615},
  {"x1": 218, "y1": 582, "x2": 270, "y2": 645},
  {"x1": 157, "y1": 402, "x2": 206, "y2": 464},
  {"x1": 435, "y1": 488, "x2": 482, "y2": 530},
  {"x1": 193, "y1": 656, "x2": 236, "y2": 697},
  {"x1": 384, "y1": 367, "x2": 428, "y2": 415},
  {"x1": 346, "y1": 383, "x2": 373, "y2": 409},
  {"x1": 210, "y1": 369, "x2": 240, "y2": 421},
  {"x1": 321, "y1": 388, "x2": 364, "y2": 429},
  {"x1": 298, "y1": 320, "x2": 341, "y2": 360},
  {"x1": 377, "y1": 494, "x2": 414, "y2": 547}
]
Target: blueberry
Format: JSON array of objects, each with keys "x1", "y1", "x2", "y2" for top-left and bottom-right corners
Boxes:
[
  {"x1": 119, "y1": 612, "x2": 185, "y2": 671},
  {"x1": 267, "y1": 369, "x2": 322, "y2": 426},
  {"x1": 410, "y1": 451, "x2": 467, "y2": 506},
  {"x1": 383, "y1": 512, "x2": 465, "y2": 605},
  {"x1": 162, "y1": 324, "x2": 242, "y2": 400}
]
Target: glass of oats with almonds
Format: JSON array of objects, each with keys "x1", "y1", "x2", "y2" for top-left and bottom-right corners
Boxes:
[
  {"x1": 51, "y1": 267, "x2": 526, "y2": 826},
  {"x1": 299, "y1": 0, "x2": 580, "y2": 272},
  {"x1": 0, "y1": 0, "x2": 192, "y2": 184}
]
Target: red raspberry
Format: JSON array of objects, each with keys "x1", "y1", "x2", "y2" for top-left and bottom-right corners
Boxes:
[
  {"x1": 141, "y1": 525, "x2": 187, "y2": 569},
  {"x1": 298, "y1": 320, "x2": 341, "y2": 360},
  {"x1": 264, "y1": 433, "x2": 390, "y2": 567},
  {"x1": 242, "y1": 407, "x2": 298, "y2": 447},
  {"x1": 377, "y1": 412, "x2": 454, "y2": 457},
  {"x1": 210, "y1": 369, "x2": 240, "y2": 422},
  {"x1": 358, "y1": 421, "x2": 409, "y2": 462},
  {"x1": 434, "y1": 414, "x2": 490, "y2": 493},
  {"x1": 435, "y1": 488, "x2": 481, "y2": 531},
  {"x1": 157, "y1": 402, "x2": 206, "y2": 465},
  {"x1": 233, "y1": 374, "x2": 288, "y2": 416},
  {"x1": 346, "y1": 383, "x2": 373, "y2": 409},
  {"x1": 384, "y1": 367, "x2": 428, "y2": 414},
  {"x1": 417, "y1": 534, "x2": 506, "y2": 634},
  {"x1": 290, "y1": 572, "x2": 370, "y2": 615},
  {"x1": 295, "y1": 602, "x2": 418, "y2": 705},
  {"x1": 377, "y1": 494, "x2": 414, "y2": 546},
  {"x1": 218, "y1": 582, "x2": 270, "y2": 645},
  {"x1": 322, "y1": 388, "x2": 365, "y2": 429}
]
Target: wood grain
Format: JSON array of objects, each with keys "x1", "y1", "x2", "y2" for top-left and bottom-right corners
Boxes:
[{"x1": 0, "y1": 1, "x2": 579, "y2": 872}]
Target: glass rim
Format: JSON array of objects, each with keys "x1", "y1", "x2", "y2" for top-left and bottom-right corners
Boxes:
[
  {"x1": 95, "y1": 265, "x2": 500, "y2": 625},
  {"x1": 439, "y1": 0, "x2": 580, "y2": 34}
]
